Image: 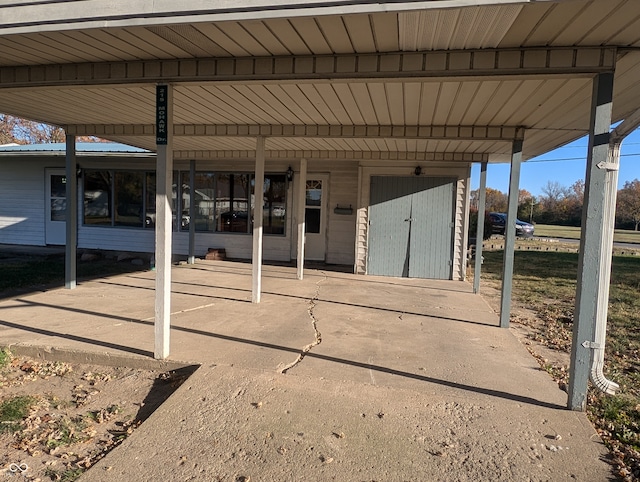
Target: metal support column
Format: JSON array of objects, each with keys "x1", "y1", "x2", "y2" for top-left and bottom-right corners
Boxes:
[
  {"x1": 568, "y1": 72, "x2": 615, "y2": 411},
  {"x1": 154, "y1": 84, "x2": 173, "y2": 359},
  {"x1": 188, "y1": 159, "x2": 196, "y2": 264},
  {"x1": 473, "y1": 162, "x2": 488, "y2": 294},
  {"x1": 252, "y1": 136, "x2": 265, "y2": 303},
  {"x1": 64, "y1": 134, "x2": 77, "y2": 290},
  {"x1": 499, "y1": 140, "x2": 523, "y2": 328},
  {"x1": 297, "y1": 158, "x2": 307, "y2": 280}
]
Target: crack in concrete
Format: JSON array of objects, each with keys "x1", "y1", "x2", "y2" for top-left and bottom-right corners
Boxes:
[{"x1": 277, "y1": 272, "x2": 326, "y2": 374}]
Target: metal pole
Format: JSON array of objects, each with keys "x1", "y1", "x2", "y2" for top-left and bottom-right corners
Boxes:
[
  {"x1": 252, "y1": 136, "x2": 265, "y2": 303},
  {"x1": 64, "y1": 134, "x2": 77, "y2": 289},
  {"x1": 188, "y1": 159, "x2": 196, "y2": 264},
  {"x1": 499, "y1": 140, "x2": 523, "y2": 328},
  {"x1": 297, "y1": 158, "x2": 307, "y2": 280},
  {"x1": 154, "y1": 84, "x2": 173, "y2": 359},
  {"x1": 568, "y1": 72, "x2": 615, "y2": 411},
  {"x1": 473, "y1": 162, "x2": 487, "y2": 294}
]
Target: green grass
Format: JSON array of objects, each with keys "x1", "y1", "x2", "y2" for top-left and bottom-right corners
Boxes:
[
  {"x1": 0, "y1": 348, "x2": 11, "y2": 369},
  {"x1": 534, "y1": 224, "x2": 640, "y2": 244},
  {"x1": 0, "y1": 395, "x2": 38, "y2": 433},
  {"x1": 480, "y1": 250, "x2": 640, "y2": 473},
  {"x1": 44, "y1": 467, "x2": 84, "y2": 482}
]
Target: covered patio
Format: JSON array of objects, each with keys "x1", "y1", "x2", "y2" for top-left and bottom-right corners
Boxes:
[
  {"x1": 0, "y1": 258, "x2": 612, "y2": 479},
  {"x1": 2, "y1": 0, "x2": 640, "y2": 413}
]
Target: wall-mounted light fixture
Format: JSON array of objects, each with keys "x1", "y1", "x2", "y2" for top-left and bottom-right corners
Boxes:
[
  {"x1": 414, "y1": 166, "x2": 422, "y2": 176},
  {"x1": 286, "y1": 166, "x2": 294, "y2": 181}
]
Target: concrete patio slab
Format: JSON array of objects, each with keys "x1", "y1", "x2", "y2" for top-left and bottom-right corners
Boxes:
[{"x1": 0, "y1": 259, "x2": 612, "y2": 481}]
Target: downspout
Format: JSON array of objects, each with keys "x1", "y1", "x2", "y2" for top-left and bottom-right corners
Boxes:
[{"x1": 586, "y1": 137, "x2": 622, "y2": 395}]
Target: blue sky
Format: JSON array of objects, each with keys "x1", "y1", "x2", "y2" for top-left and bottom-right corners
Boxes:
[{"x1": 471, "y1": 127, "x2": 640, "y2": 196}]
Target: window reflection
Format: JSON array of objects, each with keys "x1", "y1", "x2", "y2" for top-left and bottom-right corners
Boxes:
[
  {"x1": 305, "y1": 180, "x2": 322, "y2": 234},
  {"x1": 84, "y1": 171, "x2": 112, "y2": 225},
  {"x1": 82, "y1": 168, "x2": 287, "y2": 237},
  {"x1": 216, "y1": 173, "x2": 250, "y2": 233},
  {"x1": 50, "y1": 175, "x2": 66, "y2": 221},
  {"x1": 262, "y1": 175, "x2": 286, "y2": 235},
  {"x1": 114, "y1": 172, "x2": 144, "y2": 227}
]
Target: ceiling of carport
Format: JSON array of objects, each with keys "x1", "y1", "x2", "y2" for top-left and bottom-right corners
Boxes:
[{"x1": 1, "y1": 0, "x2": 640, "y2": 162}]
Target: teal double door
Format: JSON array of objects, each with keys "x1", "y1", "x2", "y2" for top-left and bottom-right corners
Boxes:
[{"x1": 368, "y1": 176, "x2": 455, "y2": 279}]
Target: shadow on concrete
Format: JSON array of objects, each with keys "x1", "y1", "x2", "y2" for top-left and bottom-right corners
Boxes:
[{"x1": 0, "y1": 309, "x2": 558, "y2": 410}]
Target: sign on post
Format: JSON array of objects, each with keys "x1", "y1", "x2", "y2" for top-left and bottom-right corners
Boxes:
[{"x1": 156, "y1": 85, "x2": 168, "y2": 145}]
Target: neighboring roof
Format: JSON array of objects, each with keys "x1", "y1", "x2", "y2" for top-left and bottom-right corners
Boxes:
[{"x1": 0, "y1": 143, "x2": 151, "y2": 155}]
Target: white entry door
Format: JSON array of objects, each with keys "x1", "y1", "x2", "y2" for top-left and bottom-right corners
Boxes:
[
  {"x1": 45, "y1": 169, "x2": 67, "y2": 245},
  {"x1": 304, "y1": 175, "x2": 328, "y2": 261}
]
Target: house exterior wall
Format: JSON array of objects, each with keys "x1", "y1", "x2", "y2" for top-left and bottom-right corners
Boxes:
[
  {"x1": 0, "y1": 154, "x2": 470, "y2": 279},
  {"x1": 0, "y1": 158, "x2": 48, "y2": 246}
]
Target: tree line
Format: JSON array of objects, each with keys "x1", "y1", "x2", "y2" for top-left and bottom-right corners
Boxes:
[
  {"x1": 1, "y1": 114, "x2": 100, "y2": 145},
  {"x1": 470, "y1": 179, "x2": 640, "y2": 231}
]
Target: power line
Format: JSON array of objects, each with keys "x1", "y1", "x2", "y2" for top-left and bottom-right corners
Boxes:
[{"x1": 527, "y1": 153, "x2": 640, "y2": 163}]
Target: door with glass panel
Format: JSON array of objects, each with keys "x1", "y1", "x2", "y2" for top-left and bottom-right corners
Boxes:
[
  {"x1": 304, "y1": 175, "x2": 328, "y2": 261},
  {"x1": 45, "y1": 169, "x2": 67, "y2": 245}
]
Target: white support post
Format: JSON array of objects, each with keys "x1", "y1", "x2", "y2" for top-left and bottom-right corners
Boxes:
[
  {"x1": 473, "y1": 162, "x2": 488, "y2": 294},
  {"x1": 252, "y1": 136, "x2": 265, "y2": 303},
  {"x1": 64, "y1": 134, "x2": 77, "y2": 290},
  {"x1": 297, "y1": 158, "x2": 308, "y2": 280},
  {"x1": 499, "y1": 140, "x2": 523, "y2": 328},
  {"x1": 188, "y1": 159, "x2": 196, "y2": 264},
  {"x1": 155, "y1": 84, "x2": 173, "y2": 359}
]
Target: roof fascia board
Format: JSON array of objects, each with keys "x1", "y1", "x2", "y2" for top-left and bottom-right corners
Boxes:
[
  {"x1": 0, "y1": 1, "x2": 559, "y2": 35},
  {"x1": 0, "y1": 48, "x2": 616, "y2": 89},
  {"x1": 66, "y1": 123, "x2": 525, "y2": 141},
  {"x1": 172, "y1": 149, "x2": 490, "y2": 162}
]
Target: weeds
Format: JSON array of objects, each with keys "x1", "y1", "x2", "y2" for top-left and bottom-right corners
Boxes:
[
  {"x1": 479, "y1": 250, "x2": 640, "y2": 481},
  {"x1": 0, "y1": 395, "x2": 38, "y2": 433},
  {"x1": 0, "y1": 348, "x2": 11, "y2": 369},
  {"x1": 44, "y1": 467, "x2": 84, "y2": 482}
]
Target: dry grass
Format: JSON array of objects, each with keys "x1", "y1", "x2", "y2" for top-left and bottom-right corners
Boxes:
[{"x1": 479, "y1": 250, "x2": 640, "y2": 481}]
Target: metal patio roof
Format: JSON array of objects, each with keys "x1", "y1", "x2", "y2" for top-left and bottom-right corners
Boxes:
[{"x1": 0, "y1": 0, "x2": 639, "y2": 162}]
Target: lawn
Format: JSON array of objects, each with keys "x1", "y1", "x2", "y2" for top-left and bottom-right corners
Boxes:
[
  {"x1": 534, "y1": 224, "x2": 640, "y2": 244},
  {"x1": 480, "y1": 250, "x2": 640, "y2": 481}
]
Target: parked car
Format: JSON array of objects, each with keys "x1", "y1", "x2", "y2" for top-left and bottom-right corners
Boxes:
[{"x1": 489, "y1": 212, "x2": 534, "y2": 238}]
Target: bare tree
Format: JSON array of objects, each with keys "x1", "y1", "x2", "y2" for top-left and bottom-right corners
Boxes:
[
  {"x1": 617, "y1": 179, "x2": 640, "y2": 231},
  {"x1": 1, "y1": 113, "x2": 104, "y2": 144}
]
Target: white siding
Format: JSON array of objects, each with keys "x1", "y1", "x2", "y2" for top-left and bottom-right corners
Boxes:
[
  {"x1": 325, "y1": 162, "x2": 358, "y2": 265},
  {"x1": 0, "y1": 154, "x2": 470, "y2": 277},
  {"x1": 0, "y1": 159, "x2": 56, "y2": 246}
]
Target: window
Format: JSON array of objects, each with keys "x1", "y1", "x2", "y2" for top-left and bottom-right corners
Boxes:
[
  {"x1": 180, "y1": 172, "x2": 215, "y2": 232},
  {"x1": 261, "y1": 175, "x2": 286, "y2": 235},
  {"x1": 114, "y1": 171, "x2": 144, "y2": 227},
  {"x1": 84, "y1": 170, "x2": 112, "y2": 225},
  {"x1": 305, "y1": 180, "x2": 322, "y2": 234},
  {"x1": 50, "y1": 175, "x2": 66, "y2": 222},
  {"x1": 216, "y1": 173, "x2": 250, "y2": 233},
  {"x1": 83, "y1": 167, "x2": 288, "y2": 236}
]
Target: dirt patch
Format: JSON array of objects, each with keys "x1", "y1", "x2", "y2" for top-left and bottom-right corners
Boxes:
[{"x1": 0, "y1": 352, "x2": 193, "y2": 481}]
